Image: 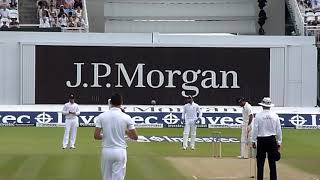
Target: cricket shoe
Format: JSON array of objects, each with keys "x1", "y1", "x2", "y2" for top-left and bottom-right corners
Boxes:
[{"x1": 70, "y1": 146, "x2": 76, "y2": 149}]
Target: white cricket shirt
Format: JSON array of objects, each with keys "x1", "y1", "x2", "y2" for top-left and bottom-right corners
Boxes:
[
  {"x1": 62, "y1": 102, "x2": 80, "y2": 119},
  {"x1": 252, "y1": 110, "x2": 282, "y2": 145},
  {"x1": 95, "y1": 108, "x2": 135, "y2": 149},
  {"x1": 181, "y1": 102, "x2": 202, "y2": 121},
  {"x1": 242, "y1": 102, "x2": 253, "y2": 125}
]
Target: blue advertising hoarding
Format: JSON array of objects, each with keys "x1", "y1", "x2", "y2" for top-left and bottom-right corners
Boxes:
[{"x1": 0, "y1": 111, "x2": 320, "y2": 128}]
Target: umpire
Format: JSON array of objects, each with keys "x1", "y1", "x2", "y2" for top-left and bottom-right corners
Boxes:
[{"x1": 252, "y1": 97, "x2": 282, "y2": 180}]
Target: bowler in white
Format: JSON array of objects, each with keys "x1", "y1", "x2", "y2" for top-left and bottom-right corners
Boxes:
[
  {"x1": 182, "y1": 96, "x2": 202, "y2": 150},
  {"x1": 62, "y1": 94, "x2": 80, "y2": 149},
  {"x1": 237, "y1": 97, "x2": 254, "y2": 159},
  {"x1": 94, "y1": 94, "x2": 138, "y2": 180}
]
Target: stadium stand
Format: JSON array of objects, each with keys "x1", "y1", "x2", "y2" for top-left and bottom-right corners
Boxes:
[
  {"x1": 287, "y1": 0, "x2": 320, "y2": 42},
  {"x1": 0, "y1": 0, "x2": 88, "y2": 32},
  {"x1": 36, "y1": 0, "x2": 88, "y2": 32},
  {"x1": 0, "y1": 0, "x2": 19, "y2": 29}
]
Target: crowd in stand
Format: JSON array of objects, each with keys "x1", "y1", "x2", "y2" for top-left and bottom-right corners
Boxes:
[
  {"x1": 37, "y1": 0, "x2": 86, "y2": 28},
  {"x1": 0, "y1": 0, "x2": 19, "y2": 29},
  {"x1": 298, "y1": 0, "x2": 320, "y2": 25}
]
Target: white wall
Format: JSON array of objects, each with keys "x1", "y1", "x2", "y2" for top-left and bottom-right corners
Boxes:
[
  {"x1": 104, "y1": 0, "x2": 256, "y2": 34},
  {"x1": 0, "y1": 32, "x2": 316, "y2": 106}
]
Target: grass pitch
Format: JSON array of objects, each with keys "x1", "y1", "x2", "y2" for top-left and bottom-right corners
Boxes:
[{"x1": 0, "y1": 127, "x2": 319, "y2": 180}]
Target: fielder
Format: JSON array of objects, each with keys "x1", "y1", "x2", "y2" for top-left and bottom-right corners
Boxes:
[
  {"x1": 237, "y1": 97, "x2": 253, "y2": 159},
  {"x1": 182, "y1": 96, "x2": 202, "y2": 150},
  {"x1": 94, "y1": 93, "x2": 138, "y2": 180},
  {"x1": 62, "y1": 94, "x2": 80, "y2": 149}
]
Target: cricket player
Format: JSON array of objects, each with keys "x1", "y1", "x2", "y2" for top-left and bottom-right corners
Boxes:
[
  {"x1": 62, "y1": 94, "x2": 80, "y2": 149},
  {"x1": 237, "y1": 97, "x2": 254, "y2": 159},
  {"x1": 94, "y1": 93, "x2": 138, "y2": 180},
  {"x1": 182, "y1": 96, "x2": 202, "y2": 150},
  {"x1": 252, "y1": 97, "x2": 282, "y2": 180}
]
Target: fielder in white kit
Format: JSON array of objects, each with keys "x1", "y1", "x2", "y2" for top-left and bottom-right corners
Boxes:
[
  {"x1": 94, "y1": 94, "x2": 138, "y2": 180},
  {"x1": 62, "y1": 94, "x2": 80, "y2": 149},
  {"x1": 237, "y1": 97, "x2": 254, "y2": 159},
  {"x1": 182, "y1": 96, "x2": 202, "y2": 150}
]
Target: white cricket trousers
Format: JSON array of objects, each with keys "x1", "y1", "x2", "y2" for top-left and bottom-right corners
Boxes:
[
  {"x1": 183, "y1": 120, "x2": 197, "y2": 148},
  {"x1": 62, "y1": 118, "x2": 78, "y2": 147},
  {"x1": 101, "y1": 148, "x2": 127, "y2": 180},
  {"x1": 240, "y1": 125, "x2": 251, "y2": 158}
]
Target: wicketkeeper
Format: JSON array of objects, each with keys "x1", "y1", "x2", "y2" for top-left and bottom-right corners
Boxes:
[{"x1": 181, "y1": 96, "x2": 202, "y2": 150}]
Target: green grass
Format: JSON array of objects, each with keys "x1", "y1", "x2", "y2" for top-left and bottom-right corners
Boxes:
[{"x1": 0, "y1": 127, "x2": 319, "y2": 180}]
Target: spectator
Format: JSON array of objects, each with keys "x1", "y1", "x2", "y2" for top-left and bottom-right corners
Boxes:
[
  {"x1": 0, "y1": 21, "x2": 8, "y2": 29},
  {"x1": 306, "y1": 10, "x2": 316, "y2": 25},
  {"x1": 0, "y1": 6, "x2": 9, "y2": 18},
  {"x1": 9, "y1": 0, "x2": 17, "y2": 9},
  {"x1": 9, "y1": 17, "x2": 18, "y2": 28},
  {"x1": 58, "y1": 5, "x2": 64, "y2": 17},
  {"x1": 49, "y1": 5, "x2": 58, "y2": 17},
  {"x1": 64, "y1": 0, "x2": 74, "y2": 9},
  {"x1": 49, "y1": 0, "x2": 56, "y2": 7},
  {"x1": 59, "y1": 13, "x2": 68, "y2": 27},
  {"x1": 0, "y1": 0, "x2": 9, "y2": 8},
  {"x1": 76, "y1": 16, "x2": 85, "y2": 27},
  {"x1": 50, "y1": 16, "x2": 59, "y2": 27},
  {"x1": 56, "y1": 0, "x2": 63, "y2": 8},
  {"x1": 68, "y1": 16, "x2": 75, "y2": 27},
  {"x1": 64, "y1": 6, "x2": 74, "y2": 16},
  {"x1": 38, "y1": 6, "x2": 48, "y2": 18},
  {"x1": 75, "y1": 5, "x2": 82, "y2": 18},
  {"x1": 74, "y1": 0, "x2": 82, "y2": 9},
  {"x1": 39, "y1": 16, "x2": 50, "y2": 28}
]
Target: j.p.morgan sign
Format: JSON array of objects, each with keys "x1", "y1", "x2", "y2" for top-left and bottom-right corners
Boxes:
[{"x1": 36, "y1": 46, "x2": 270, "y2": 105}]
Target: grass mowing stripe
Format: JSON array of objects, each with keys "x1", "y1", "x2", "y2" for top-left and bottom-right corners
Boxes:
[
  {"x1": 59, "y1": 153, "x2": 82, "y2": 179},
  {"x1": 14, "y1": 155, "x2": 48, "y2": 180},
  {"x1": 0, "y1": 155, "x2": 28, "y2": 177},
  {"x1": 79, "y1": 155, "x2": 100, "y2": 179},
  {"x1": 0, "y1": 155, "x2": 14, "y2": 168}
]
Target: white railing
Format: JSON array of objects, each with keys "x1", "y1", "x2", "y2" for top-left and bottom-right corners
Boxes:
[
  {"x1": 82, "y1": 0, "x2": 89, "y2": 32},
  {"x1": 287, "y1": 0, "x2": 305, "y2": 35}
]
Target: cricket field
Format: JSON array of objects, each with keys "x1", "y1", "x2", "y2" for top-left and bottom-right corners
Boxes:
[{"x1": 0, "y1": 127, "x2": 319, "y2": 180}]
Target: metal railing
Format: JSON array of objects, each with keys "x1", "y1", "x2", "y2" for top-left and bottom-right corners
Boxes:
[
  {"x1": 61, "y1": 26, "x2": 89, "y2": 32},
  {"x1": 305, "y1": 25, "x2": 320, "y2": 42}
]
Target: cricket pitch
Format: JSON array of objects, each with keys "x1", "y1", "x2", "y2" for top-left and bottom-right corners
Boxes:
[{"x1": 166, "y1": 157, "x2": 319, "y2": 180}]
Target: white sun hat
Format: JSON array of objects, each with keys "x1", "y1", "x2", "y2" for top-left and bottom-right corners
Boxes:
[{"x1": 258, "y1": 97, "x2": 274, "y2": 107}]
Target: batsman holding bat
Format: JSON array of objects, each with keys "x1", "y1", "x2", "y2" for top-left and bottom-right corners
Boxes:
[
  {"x1": 237, "y1": 97, "x2": 254, "y2": 159},
  {"x1": 181, "y1": 96, "x2": 202, "y2": 150}
]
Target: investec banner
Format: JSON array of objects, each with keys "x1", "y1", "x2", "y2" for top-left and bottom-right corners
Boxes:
[
  {"x1": 0, "y1": 111, "x2": 320, "y2": 128},
  {"x1": 35, "y1": 46, "x2": 270, "y2": 105}
]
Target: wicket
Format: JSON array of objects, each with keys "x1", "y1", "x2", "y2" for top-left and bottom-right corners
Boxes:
[{"x1": 212, "y1": 131, "x2": 222, "y2": 158}]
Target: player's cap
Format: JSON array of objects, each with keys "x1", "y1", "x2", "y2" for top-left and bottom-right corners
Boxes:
[
  {"x1": 236, "y1": 97, "x2": 245, "y2": 103},
  {"x1": 258, "y1": 97, "x2": 274, "y2": 107},
  {"x1": 69, "y1": 94, "x2": 75, "y2": 99}
]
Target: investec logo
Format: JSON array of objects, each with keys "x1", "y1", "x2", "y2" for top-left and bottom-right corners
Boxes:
[
  {"x1": 65, "y1": 63, "x2": 240, "y2": 97},
  {"x1": 35, "y1": 112, "x2": 53, "y2": 123},
  {"x1": 288, "y1": 114, "x2": 319, "y2": 126}
]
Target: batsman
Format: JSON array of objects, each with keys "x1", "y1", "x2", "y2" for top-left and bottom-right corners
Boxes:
[{"x1": 237, "y1": 97, "x2": 254, "y2": 159}]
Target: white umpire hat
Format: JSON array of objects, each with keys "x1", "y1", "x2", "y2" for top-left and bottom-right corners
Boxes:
[{"x1": 258, "y1": 97, "x2": 274, "y2": 107}]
